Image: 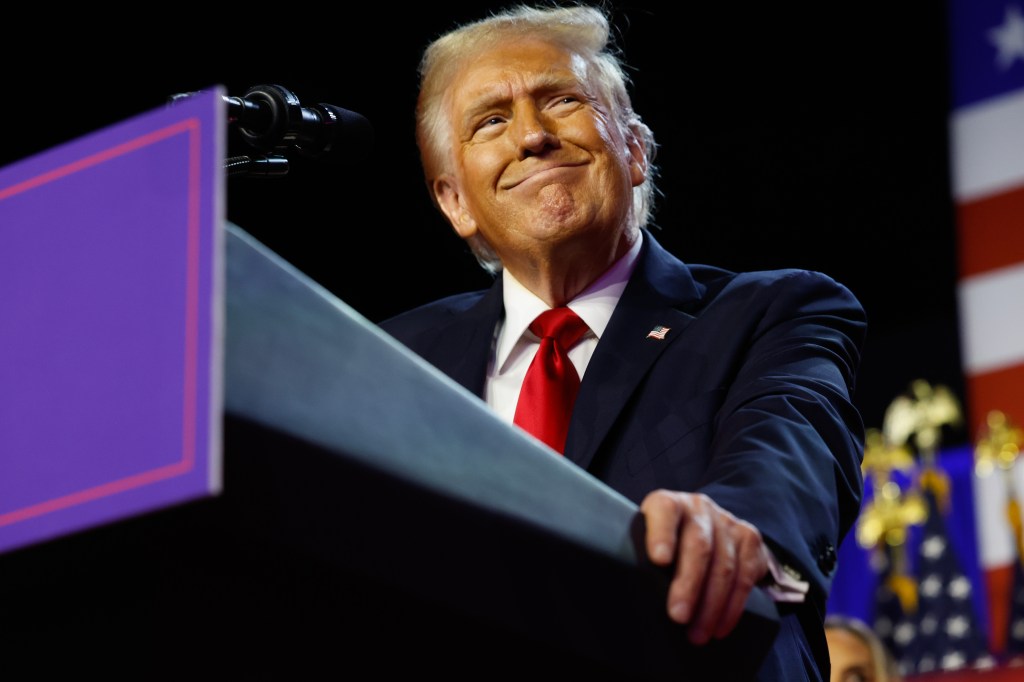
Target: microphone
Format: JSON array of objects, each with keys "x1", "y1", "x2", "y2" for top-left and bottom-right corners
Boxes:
[{"x1": 224, "y1": 84, "x2": 374, "y2": 165}]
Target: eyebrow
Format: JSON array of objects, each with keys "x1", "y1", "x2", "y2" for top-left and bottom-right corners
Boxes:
[
  {"x1": 457, "y1": 71, "x2": 586, "y2": 128},
  {"x1": 840, "y1": 663, "x2": 874, "y2": 681}
]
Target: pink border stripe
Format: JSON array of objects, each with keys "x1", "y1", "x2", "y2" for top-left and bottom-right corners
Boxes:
[
  {"x1": 182, "y1": 118, "x2": 201, "y2": 471},
  {"x1": 0, "y1": 120, "x2": 197, "y2": 202},
  {"x1": 0, "y1": 460, "x2": 194, "y2": 526}
]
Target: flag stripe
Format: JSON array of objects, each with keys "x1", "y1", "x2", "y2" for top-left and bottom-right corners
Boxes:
[
  {"x1": 957, "y1": 185, "x2": 1024, "y2": 277},
  {"x1": 950, "y1": 88, "x2": 1024, "y2": 203},
  {"x1": 974, "y1": 469, "x2": 1016, "y2": 567},
  {"x1": 985, "y1": 564, "x2": 1016, "y2": 654},
  {"x1": 957, "y1": 262, "x2": 1024, "y2": 373},
  {"x1": 964, "y1": 362, "x2": 1024, "y2": 436}
]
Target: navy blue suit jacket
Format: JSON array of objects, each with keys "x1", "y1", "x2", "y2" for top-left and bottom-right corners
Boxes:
[{"x1": 380, "y1": 229, "x2": 867, "y2": 680}]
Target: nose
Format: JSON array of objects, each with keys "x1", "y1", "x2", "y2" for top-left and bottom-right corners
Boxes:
[{"x1": 512, "y1": 103, "x2": 559, "y2": 158}]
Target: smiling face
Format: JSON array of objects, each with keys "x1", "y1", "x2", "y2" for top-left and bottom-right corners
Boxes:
[{"x1": 432, "y1": 36, "x2": 646, "y2": 283}]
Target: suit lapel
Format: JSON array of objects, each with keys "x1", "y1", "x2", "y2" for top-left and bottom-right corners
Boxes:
[
  {"x1": 426, "y1": 280, "x2": 504, "y2": 398},
  {"x1": 564, "y1": 232, "x2": 704, "y2": 471}
]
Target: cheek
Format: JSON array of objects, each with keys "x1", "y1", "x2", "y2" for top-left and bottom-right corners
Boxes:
[
  {"x1": 586, "y1": 122, "x2": 640, "y2": 184},
  {"x1": 583, "y1": 109, "x2": 629, "y2": 151},
  {"x1": 577, "y1": 117, "x2": 618, "y2": 151},
  {"x1": 460, "y1": 148, "x2": 505, "y2": 196}
]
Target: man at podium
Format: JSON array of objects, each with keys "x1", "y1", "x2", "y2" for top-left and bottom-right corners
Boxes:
[{"x1": 381, "y1": 4, "x2": 867, "y2": 680}]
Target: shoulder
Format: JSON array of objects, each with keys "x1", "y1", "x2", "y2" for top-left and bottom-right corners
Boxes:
[
  {"x1": 668, "y1": 264, "x2": 868, "y2": 361},
  {"x1": 637, "y1": 231, "x2": 862, "y2": 318},
  {"x1": 690, "y1": 265, "x2": 864, "y2": 319},
  {"x1": 742, "y1": 268, "x2": 861, "y2": 306}
]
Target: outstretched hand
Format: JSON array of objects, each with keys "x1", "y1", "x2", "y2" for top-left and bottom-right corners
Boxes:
[{"x1": 640, "y1": 489, "x2": 772, "y2": 645}]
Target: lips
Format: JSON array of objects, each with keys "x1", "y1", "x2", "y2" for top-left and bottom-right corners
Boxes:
[{"x1": 501, "y1": 161, "x2": 587, "y2": 189}]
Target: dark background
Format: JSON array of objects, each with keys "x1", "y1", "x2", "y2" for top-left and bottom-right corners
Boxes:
[{"x1": 3, "y1": 2, "x2": 966, "y2": 445}]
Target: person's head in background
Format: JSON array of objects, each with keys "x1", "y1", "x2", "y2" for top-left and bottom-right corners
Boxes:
[{"x1": 825, "y1": 614, "x2": 903, "y2": 682}]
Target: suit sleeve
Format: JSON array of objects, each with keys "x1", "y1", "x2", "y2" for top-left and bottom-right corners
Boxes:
[{"x1": 696, "y1": 269, "x2": 867, "y2": 603}]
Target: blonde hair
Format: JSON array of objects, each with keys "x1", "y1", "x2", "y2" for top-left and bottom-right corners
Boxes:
[
  {"x1": 414, "y1": 2, "x2": 660, "y2": 274},
  {"x1": 825, "y1": 614, "x2": 903, "y2": 682}
]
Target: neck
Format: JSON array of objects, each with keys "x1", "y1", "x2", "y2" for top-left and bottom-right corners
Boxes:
[{"x1": 504, "y1": 229, "x2": 639, "y2": 307}]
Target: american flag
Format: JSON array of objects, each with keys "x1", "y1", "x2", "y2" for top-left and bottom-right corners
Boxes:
[
  {"x1": 872, "y1": 544, "x2": 919, "y2": 673},
  {"x1": 950, "y1": 0, "x2": 1024, "y2": 440},
  {"x1": 645, "y1": 325, "x2": 669, "y2": 340},
  {"x1": 898, "y1": 485, "x2": 993, "y2": 675},
  {"x1": 950, "y1": 0, "x2": 1024, "y2": 660}
]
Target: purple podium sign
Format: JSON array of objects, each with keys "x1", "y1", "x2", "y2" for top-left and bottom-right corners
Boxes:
[{"x1": 0, "y1": 88, "x2": 225, "y2": 554}]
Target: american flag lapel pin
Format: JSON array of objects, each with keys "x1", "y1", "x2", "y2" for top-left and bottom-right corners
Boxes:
[{"x1": 646, "y1": 325, "x2": 670, "y2": 340}]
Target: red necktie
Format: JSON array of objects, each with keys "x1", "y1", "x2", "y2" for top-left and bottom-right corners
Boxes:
[{"x1": 513, "y1": 307, "x2": 590, "y2": 454}]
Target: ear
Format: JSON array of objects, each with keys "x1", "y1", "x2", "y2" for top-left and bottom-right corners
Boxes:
[
  {"x1": 625, "y1": 126, "x2": 648, "y2": 187},
  {"x1": 433, "y1": 175, "x2": 478, "y2": 239}
]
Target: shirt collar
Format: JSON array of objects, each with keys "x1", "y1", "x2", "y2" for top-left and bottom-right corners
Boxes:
[{"x1": 495, "y1": 232, "x2": 644, "y2": 368}]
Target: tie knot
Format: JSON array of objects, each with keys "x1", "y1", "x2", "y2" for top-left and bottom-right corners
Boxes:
[{"x1": 530, "y1": 307, "x2": 589, "y2": 350}]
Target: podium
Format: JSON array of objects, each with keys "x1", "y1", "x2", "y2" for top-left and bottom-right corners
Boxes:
[
  {"x1": 1, "y1": 223, "x2": 780, "y2": 678},
  {"x1": 1, "y1": 92, "x2": 779, "y2": 679}
]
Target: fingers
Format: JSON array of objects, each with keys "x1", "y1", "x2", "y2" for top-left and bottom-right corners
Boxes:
[
  {"x1": 641, "y1": 490, "x2": 715, "y2": 632},
  {"x1": 640, "y1": 490, "x2": 769, "y2": 645},
  {"x1": 677, "y1": 495, "x2": 734, "y2": 644},
  {"x1": 639, "y1": 489, "x2": 688, "y2": 567},
  {"x1": 708, "y1": 522, "x2": 769, "y2": 640}
]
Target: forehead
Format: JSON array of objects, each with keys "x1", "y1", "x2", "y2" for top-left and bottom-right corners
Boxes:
[
  {"x1": 826, "y1": 629, "x2": 872, "y2": 661},
  {"x1": 450, "y1": 36, "x2": 590, "y2": 100}
]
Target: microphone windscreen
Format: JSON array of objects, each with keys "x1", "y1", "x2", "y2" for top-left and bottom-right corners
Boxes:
[{"x1": 304, "y1": 103, "x2": 375, "y2": 165}]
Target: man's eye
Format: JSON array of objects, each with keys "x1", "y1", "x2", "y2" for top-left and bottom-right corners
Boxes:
[
  {"x1": 840, "y1": 671, "x2": 872, "y2": 682},
  {"x1": 471, "y1": 117, "x2": 505, "y2": 136}
]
